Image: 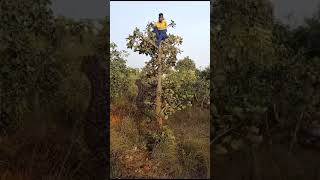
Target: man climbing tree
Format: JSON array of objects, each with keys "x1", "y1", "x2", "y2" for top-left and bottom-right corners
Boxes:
[
  {"x1": 153, "y1": 13, "x2": 168, "y2": 48},
  {"x1": 153, "y1": 13, "x2": 176, "y2": 48}
]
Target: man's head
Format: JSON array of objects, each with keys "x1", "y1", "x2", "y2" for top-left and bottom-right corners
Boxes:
[{"x1": 158, "y1": 13, "x2": 164, "y2": 22}]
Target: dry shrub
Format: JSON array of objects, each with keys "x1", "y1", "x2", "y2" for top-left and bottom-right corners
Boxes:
[
  {"x1": 109, "y1": 106, "x2": 210, "y2": 179},
  {"x1": 151, "y1": 126, "x2": 183, "y2": 178},
  {"x1": 111, "y1": 97, "x2": 137, "y2": 117},
  {"x1": 178, "y1": 139, "x2": 210, "y2": 179},
  {"x1": 110, "y1": 116, "x2": 141, "y2": 178},
  {"x1": 167, "y1": 107, "x2": 210, "y2": 179}
]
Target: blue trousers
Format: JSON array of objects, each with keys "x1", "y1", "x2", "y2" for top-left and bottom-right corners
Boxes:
[{"x1": 153, "y1": 27, "x2": 167, "y2": 47}]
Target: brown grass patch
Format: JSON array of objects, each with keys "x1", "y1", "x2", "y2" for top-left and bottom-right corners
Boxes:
[{"x1": 110, "y1": 114, "x2": 122, "y2": 127}]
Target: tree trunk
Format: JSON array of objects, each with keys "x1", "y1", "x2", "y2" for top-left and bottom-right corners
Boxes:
[{"x1": 155, "y1": 43, "x2": 163, "y2": 130}]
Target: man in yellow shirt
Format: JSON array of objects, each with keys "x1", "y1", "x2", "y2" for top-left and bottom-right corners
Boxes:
[{"x1": 153, "y1": 13, "x2": 168, "y2": 48}]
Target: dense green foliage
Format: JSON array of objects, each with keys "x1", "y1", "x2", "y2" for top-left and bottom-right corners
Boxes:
[
  {"x1": 175, "y1": 56, "x2": 196, "y2": 71},
  {"x1": 126, "y1": 22, "x2": 184, "y2": 122},
  {"x1": 110, "y1": 42, "x2": 130, "y2": 102},
  {"x1": 0, "y1": 0, "x2": 61, "y2": 119},
  {"x1": 212, "y1": 0, "x2": 320, "y2": 154},
  {"x1": 0, "y1": 0, "x2": 109, "y2": 179},
  {"x1": 110, "y1": 41, "x2": 210, "y2": 114},
  {"x1": 0, "y1": 0, "x2": 107, "y2": 122},
  {"x1": 125, "y1": 22, "x2": 209, "y2": 122}
]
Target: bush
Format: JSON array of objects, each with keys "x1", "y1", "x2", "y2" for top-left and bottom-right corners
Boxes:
[
  {"x1": 110, "y1": 116, "x2": 142, "y2": 178},
  {"x1": 178, "y1": 139, "x2": 210, "y2": 179},
  {"x1": 151, "y1": 126, "x2": 183, "y2": 178},
  {"x1": 166, "y1": 107, "x2": 210, "y2": 178}
]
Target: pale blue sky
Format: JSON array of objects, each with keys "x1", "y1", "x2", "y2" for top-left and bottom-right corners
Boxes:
[{"x1": 110, "y1": 1, "x2": 210, "y2": 69}]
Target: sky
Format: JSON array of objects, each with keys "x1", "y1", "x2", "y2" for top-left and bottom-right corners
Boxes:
[
  {"x1": 110, "y1": 1, "x2": 210, "y2": 69},
  {"x1": 272, "y1": 0, "x2": 319, "y2": 27},
  {"x1": 51, "y1": 0, "x2": 319, "y2": 24},
  {"x1": 51, "y1": 0, "x2": 108, "y2": 19},
  {"x1": 50, "y1": 0, "x2": 319, "y2": 68}
]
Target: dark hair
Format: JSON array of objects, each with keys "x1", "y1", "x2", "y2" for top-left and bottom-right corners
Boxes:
[{"x1": 159, "y1": 13, "x2": 163, "y2": 17}]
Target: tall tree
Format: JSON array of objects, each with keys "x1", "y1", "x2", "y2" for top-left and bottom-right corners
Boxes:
[
  {"x1": 110, "y1": 42, "x2": 130, "y2": 102},
  {"x1": 175, "y1": 56, "x2": 196, "y2": 71},
  {"x1": 212, "y1": 0, "x2": 275, "y2": 114},
  {"x1": 211, "y1": 0, "x2": 276, "y2": 152},
  {"x1": 127, "y1": 22, "x2": 182, "y2": 130},
  {"x1": 0, "y1": 0, "x2": 63, "y2": 121}
]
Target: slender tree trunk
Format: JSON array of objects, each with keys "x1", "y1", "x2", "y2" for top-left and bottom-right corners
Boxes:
[{"x1": 155, "y1": 43, "x2": 163, "y2": 129}]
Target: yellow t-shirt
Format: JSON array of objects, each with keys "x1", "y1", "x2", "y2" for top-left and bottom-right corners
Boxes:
[{"x1": 154, "y1": 20, "x2": 167, "y2": 30}]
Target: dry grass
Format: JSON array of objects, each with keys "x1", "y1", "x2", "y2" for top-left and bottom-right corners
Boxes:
[
  {"x1": 168, "y1": 107, "x2": 210, "y2": 179},
  {"x1": 0, "y1": 110, "x2": 95, "y2": 180},
  {"x1": 110, "y1": 106, "x2": 210, "y2": 179},
  {"x1": 110, "y1": 116, "x2": 146, "y2": 179}
]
